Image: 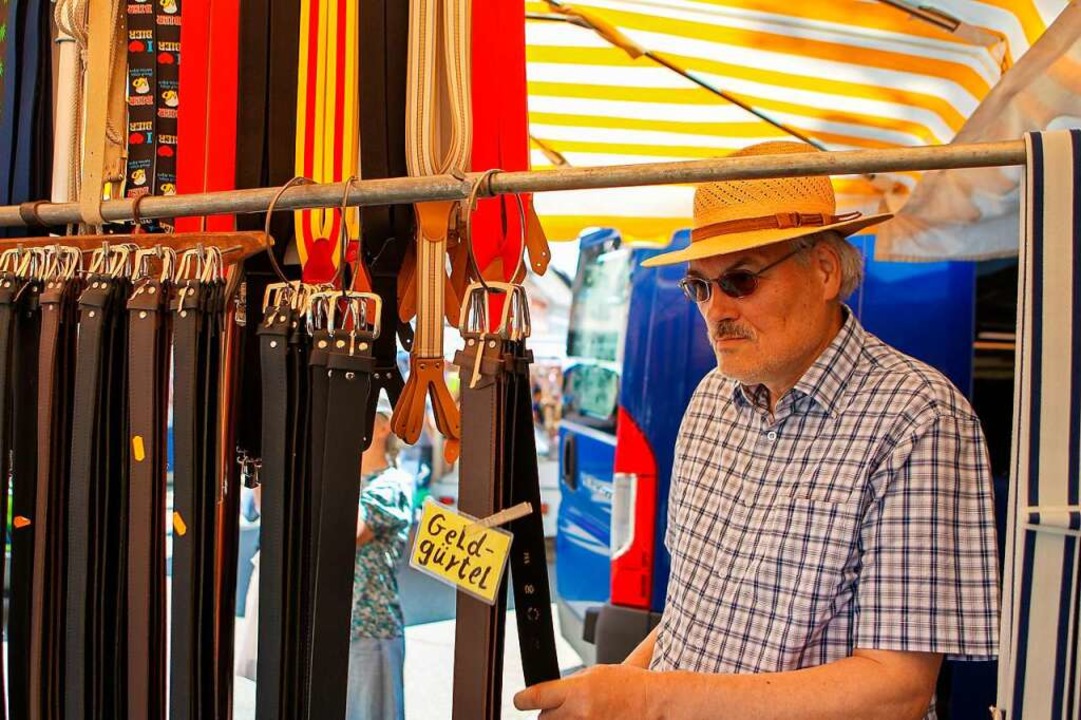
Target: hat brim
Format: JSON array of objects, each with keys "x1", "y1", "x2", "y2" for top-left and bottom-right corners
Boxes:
[{"x1": 640, "y1": 212, "x2": 894, "y2": 268}]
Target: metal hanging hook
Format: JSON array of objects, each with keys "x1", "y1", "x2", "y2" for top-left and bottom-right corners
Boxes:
[{"x1": 263, "y1": 176, "x2": 316, "y2": 284}]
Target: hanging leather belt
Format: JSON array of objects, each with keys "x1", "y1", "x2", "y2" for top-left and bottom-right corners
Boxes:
[
  {"x1": 199, "y1": 250, "x2": 228, "y2": 720},
  {"x1": 29, "y1": 248, "x2": 80, "y2": 720},
  {"x1": 0, "y1": 256, "x2": 21, "y2": 720},
  {"x1": 255, "y1": 280, "x2": 308, "y2": 720},
  {"x1": 305, "y1": 291, "x2": 380, "y2": 719},
  {"x1": 452, "y1": 282, "x2": 561, "y2": 719},
  {"x1": 285, "y1": 283, "x2": 313, "y2": 720},
  {"x1": 214, "y1": 265, "x2": 245, "y2": 720},
  {"x1": 453, "y1": 308, "x2": 511, "y2": 720},
  {"x1": 169, "y1": 247, "x2": 227, "y2": 720},
  {"x1": 125, "y1": 247, "x2": 173, "y2": 720},
  {"x1": 64, "y1": 245, "x2": 133, "y2": 720},
  {"x1": 503, "y1": 332, "x2": 560, "y2": 686},
  {"x1": 6, "y1": 257, "x2": 44, "y2": 720}
]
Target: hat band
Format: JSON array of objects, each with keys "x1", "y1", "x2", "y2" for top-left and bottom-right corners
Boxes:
[{"x1": 691, "y1": 211, "x2": 862, "y2": 242}]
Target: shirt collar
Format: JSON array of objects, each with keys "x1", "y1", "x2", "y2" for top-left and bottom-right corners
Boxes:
[{"x1": 731, "y1": 306, "x2": 865, "y2": 419}]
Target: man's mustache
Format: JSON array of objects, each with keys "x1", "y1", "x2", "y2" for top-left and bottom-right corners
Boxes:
[{"x1": 709, "y1": 320, "x2": 754, "y2": 342}]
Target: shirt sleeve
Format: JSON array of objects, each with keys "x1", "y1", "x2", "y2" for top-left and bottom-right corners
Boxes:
[
  {"x1": 855, "y1": 414, "x2": 1000, "y2": 660},
  {"x1": 359, "y1": 470, "x2": 413, "y2": 538}
]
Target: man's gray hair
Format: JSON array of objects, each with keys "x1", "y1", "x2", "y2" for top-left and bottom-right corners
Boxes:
[{"x1": 789, "y1": 230, "x2": 864, "y2": 299}]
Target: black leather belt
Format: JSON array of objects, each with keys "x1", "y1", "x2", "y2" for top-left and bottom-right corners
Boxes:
[
  {"x1": 10, "y1": 260, "x2": 42, "y2": 720},
  {"x1": 255, "y1": 284, "x2": 298, "y2": 720},
  {"x1": 504, "y1": 339, "x2": 560, "y2": 686},
  {"x1": 170, "y1": 273, "x2": 201, "y2": 720},
  {"x1": 126, "y1": 252, "x2": 172, "y2": 720},
  {"x1": 306, "y1": 294, "x2": 379, "y2": 719},
  {"x1": 65, "y1": 258, "x2": 132, "y2": 720},
  {"x1": 64, "y1": 265, "x2": 114, "y2": 713},
  {"x1": 0, "y1": 267, "x2": 19, "y2": 720},
  {"x1": 29, "y1": 259, "x2": 78, "y2": 720}
]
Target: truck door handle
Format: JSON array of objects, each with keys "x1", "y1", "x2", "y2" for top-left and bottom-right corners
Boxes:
[{"x1": 561, "y1": 433, "x2": 578, "y2": 491}]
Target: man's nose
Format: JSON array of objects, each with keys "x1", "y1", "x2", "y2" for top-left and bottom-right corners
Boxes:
[{"x1": 702, "y1": 283, "x2": 740, "y2": 325}]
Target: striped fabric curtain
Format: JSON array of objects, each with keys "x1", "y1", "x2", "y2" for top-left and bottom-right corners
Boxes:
[
  {"x1": 524, "y1": 0, "x2": 1069, "y2": 243},
  {"x1": 996, "y1": 129, "x2": 1081, "y2": 719}
]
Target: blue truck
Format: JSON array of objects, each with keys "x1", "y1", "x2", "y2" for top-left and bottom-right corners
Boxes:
[{"x1": 555, "y1": 227, "x2": 977, "y2": 666}]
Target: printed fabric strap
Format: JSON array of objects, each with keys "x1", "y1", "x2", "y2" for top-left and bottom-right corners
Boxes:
[
  {"x1": 391, "y1": 0, "x2": 471, "y2": 455},
  {"x1": 997, "y1": 129, "x2": 1081, "y2": 720},
  {"x1": 124, "y1": 0, "x2": 180, "y2": 222},
  {"x1": 293, "y1": 0, "x2": 360, "y2": 282}
]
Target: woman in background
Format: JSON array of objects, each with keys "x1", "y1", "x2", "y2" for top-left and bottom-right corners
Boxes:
[{"x1": 347, "y1": 401, "x2": 414, "y2": 720}]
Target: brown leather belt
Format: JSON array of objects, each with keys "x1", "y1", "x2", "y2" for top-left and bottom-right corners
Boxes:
[
  {"x1": 452, "y1": 283, "x2": 560, "y2": 719},
  {"x1": 125, "y1": 248, "x2": 173, "y2": 720},
  {"x1": 169, "y1": 247, "x2": 230, "y2": 720},
  {"x1": 29, "y1": 250, "x2": 80, "y2": 720}
]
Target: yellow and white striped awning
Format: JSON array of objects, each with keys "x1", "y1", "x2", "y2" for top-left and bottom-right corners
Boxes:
[{"x1": 525, "y1": 0, "x2": 1070, "y2": 243}]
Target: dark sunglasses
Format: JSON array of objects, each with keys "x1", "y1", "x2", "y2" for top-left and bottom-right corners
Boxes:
[{"x1": 679, "y1": 245, "x2": 805, "y2": 302}]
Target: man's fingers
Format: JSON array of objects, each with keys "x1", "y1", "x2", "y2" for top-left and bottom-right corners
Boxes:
[{"x1": 514, "y1": 679, "x2": 568, "y2": 711}]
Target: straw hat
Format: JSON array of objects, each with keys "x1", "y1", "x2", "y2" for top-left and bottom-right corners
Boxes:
[{"x1": 642, "y1": 141, "x2": 893, "y2": 267}]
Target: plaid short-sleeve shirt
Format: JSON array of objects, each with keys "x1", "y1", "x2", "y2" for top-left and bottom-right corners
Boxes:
[{"x1": 651, "y1": 311, "x2": 999, "y2": 717}]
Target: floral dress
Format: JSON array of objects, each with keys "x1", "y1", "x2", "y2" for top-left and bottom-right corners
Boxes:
[{"x1": 350, "y1": 466, "x2": 413, "y2": 639}]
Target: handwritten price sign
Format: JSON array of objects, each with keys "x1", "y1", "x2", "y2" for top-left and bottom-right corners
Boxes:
[{"x1": 409, "y1": 499, "x2": 513, "y2": 605}]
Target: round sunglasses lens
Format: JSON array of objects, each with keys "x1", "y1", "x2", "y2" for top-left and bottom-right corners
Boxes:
[
  {"x1": 679, "y1": 278, "x2": 710, "y2": 302},
  {"x1": 718, "y1": 271, "x2": 758, "y2": 298}
]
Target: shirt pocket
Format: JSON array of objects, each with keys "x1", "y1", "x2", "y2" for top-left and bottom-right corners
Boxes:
[
  {"x1": 750, "y1": 497, "x2": 861, "y2": 639},
  {"x1": 788, "y1": 465, "x2": 863, "y2": 504}
]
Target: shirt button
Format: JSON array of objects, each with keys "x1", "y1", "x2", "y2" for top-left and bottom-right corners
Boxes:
[{"x1": 766, "y1": 431, "x2": 778, "y2": 441}]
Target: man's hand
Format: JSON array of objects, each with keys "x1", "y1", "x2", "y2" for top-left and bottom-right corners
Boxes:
[{"x1": 513, "y1": 665, "x2": 657, "y2": 720}]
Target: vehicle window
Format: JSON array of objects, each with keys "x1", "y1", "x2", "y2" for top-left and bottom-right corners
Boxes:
[{"x1": 567, "y1": 247, "x2": 631, "y2": 363}]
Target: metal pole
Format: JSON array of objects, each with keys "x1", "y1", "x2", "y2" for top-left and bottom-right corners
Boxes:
[{"x1": 0, "y1": 140, "x2": 1027, "y2": 227}]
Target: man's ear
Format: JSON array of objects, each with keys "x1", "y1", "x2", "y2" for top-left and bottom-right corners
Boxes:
[{"x1": 813, "y1": 241, "x2": 843, "y2": 302}]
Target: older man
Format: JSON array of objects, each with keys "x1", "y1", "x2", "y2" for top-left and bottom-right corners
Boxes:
[{"x1": 515, "y1": 142, "x2": 999, "y2": 719}]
